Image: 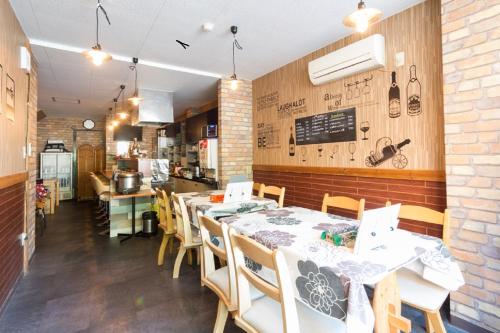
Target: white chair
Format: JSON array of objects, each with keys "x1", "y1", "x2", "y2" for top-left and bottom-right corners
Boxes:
[
  {"x1": 387, "y1": 202, "x2": 450, "y2": 333},
  {"x1": 171, "y1": 193, "x2": 202, "y2": 278},
  {"x1": 229, "y1": 228, "x2": 347, "y2": 333}
]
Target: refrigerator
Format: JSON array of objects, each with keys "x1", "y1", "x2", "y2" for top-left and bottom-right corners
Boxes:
[
  {"x1": 40, "y1": 152, "x2": 73, "y2": 200},
  {"x1": 198, "y1": 138, "x2": 218, "y2": 180}
]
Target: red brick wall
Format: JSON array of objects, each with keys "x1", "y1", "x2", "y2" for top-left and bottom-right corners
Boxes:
[
  {"x1": 254, "y1": 170, "x2": 446, "y2": 237},
  {"x1": 0, "y1": 182, "x2": 25, "y2": 312}
]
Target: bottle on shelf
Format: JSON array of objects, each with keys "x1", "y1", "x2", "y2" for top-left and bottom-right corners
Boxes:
[
  {"x1": 389, "y1": 71, "x2": 401, "y2": 118},
  {"x1": 289, "y1": 126, "x2": 295, "y2": 156},
  {"x1": 407, "y1": 65, "x2": 422, "y2": 116}
]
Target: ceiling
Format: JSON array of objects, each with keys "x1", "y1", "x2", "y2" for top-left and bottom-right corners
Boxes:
[{"x1": 10, "y1": 0, "x2": 423, "y2": 119}]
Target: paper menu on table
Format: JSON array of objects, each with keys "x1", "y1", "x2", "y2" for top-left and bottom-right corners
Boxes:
[{"x1": 354, "y1": 204, "x2": 401, "y2": 258}]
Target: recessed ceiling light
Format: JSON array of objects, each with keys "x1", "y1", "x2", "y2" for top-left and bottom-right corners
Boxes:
[
  {"x1": 202, "y1": 22, "x2": 214, "y2": 32},
  {"x1": 51, "y1": 97, "x2": 81, "y2": 104}
]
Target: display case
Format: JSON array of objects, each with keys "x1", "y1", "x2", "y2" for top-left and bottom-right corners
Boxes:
[{"x1": 40, "y1": 152, "x2": 73, "y2": 200}]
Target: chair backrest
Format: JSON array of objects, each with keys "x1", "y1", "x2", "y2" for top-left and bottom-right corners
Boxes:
[
  {"x1": 90, "y1": 175, "x2": 97, "y2": 194},
  {"x1": 386, "y1": 201, "x2": 450, "y2": 247},
  {"x1": 258, "y1": 185, "x2": 285, "y2": 208},
  {"x1": 321, "y1": 194, "x2": 365, "y2": 220},
  {"x1": 94, "y1": 176, "x2": 106, "y2": 196},
  {"x1": 229, "y1": 228, "x2": 300, "y2": 333},
  {"x1": 199, "y1": 214, "x2": 236, "y2": 307},
  {"x1": 252, "y1": 182, "x2": 264, "y2": 195},
  {"x1": 156, "y1": 189, "x2": 175, "y2": 234},
  {"x1": 171, "y1": 193, "x2": 195, "y2": 245}
]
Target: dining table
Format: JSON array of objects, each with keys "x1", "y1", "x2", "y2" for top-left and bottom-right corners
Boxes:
[
  {"x1": 177, "y1": 190, "x2": 279, "y2": 227},
  {"x1": 219, "y1": 206, "x2": 465, "y2": 333}
]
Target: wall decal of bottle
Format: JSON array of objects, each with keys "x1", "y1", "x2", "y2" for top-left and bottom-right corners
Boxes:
[
  {"x1": 389, "y1": 71, "x2": 401, "y2": 118},
  {"x1": 407, "y1": 65, "x2": 422, "y2": 116},
  {"x1": 289, "y1": 126, "x2": 295, "y2": 156}
]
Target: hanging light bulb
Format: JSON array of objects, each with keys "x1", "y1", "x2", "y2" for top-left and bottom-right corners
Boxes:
[
  {"x1": 343, "y1": 1, "x2": 381, "y2": 33},
  {"x1": 229, "y1": 25, "x2": 243, "y2": 91},
  {"x1": 108, "y1": 124, "x2": 115, "y2": 130},
  {"x1": 118, "y1": 112, "x2": 128, "y2": 120},
  {"x1": 128, "y1": 58, "x2": 143, "y2": 106},
  {"x1": 111, "y1": 119, "x2": 119, "y2": 126},
  {"x1": 230, "y1": 74, "x2": 239, "y2": 91},
  {"x1": 83, "y1": 0, "x2": 112, "y2": 65}
]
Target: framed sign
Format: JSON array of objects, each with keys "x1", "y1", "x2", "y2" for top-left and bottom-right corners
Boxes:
[{"x1": 6, "y1": 73, "x2": 15, "y2": 121}]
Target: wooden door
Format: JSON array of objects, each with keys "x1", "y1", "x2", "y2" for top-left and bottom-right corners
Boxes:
[
  {"x1": 94, "y1": 146, "x2": 105, "y2": 173},
  {"x1": 77, "y1": 144, "x2": 95, "y2": 201}
]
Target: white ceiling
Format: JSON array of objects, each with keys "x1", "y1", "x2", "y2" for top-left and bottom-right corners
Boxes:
[{"x1": 10, "y1": 0, "x2": 423, "y2": 118}]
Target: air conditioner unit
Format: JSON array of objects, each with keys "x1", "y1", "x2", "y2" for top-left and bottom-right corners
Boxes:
[{"x1": 308, "y1": 34, "x2": 386, "y2": 86}]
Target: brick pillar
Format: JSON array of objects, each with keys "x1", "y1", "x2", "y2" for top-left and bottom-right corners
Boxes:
[
  {"x1": 442, "y1": 0, "x2": 500, "y2": 330},
  {"x1": 217, "y1": 79, "x2": 253, "y2": 188}
]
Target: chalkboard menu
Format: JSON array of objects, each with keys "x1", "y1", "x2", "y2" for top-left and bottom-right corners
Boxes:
[{"x1": 295, "y1": 107, "x2": 356, "y2": 145}]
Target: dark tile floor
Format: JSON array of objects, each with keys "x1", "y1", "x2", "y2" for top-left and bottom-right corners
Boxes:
[{"x1": 0, "y1": 201, "x2": 467, "y2": 333}]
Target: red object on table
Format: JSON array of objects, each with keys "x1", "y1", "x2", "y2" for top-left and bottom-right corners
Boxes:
[{"x1": 209, "y1": 194, "x2": 224, "y2": 203}]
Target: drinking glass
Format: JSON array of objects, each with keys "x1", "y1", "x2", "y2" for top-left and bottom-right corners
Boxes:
[
  {"x1": 346, "y1": 85, "x2": 353, "y2": 100},
  {"x1": 348, "y1": 143, "x2": 356, "y2": 161},
  {"x1": 363, "y1": 79, "x2": 371, "y2": 95},
  {"x1": 353, "y1": 82, "x2": 360, "y2": 98}
]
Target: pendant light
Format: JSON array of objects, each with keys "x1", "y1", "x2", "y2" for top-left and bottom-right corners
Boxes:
[
  {"x1": 116, "y1": 85, "x2": 128, "y2": 119},
  {"x1": 230, "y1": 26, "x2": 243, "y2": 91},
  {"x1": 343, "y1": 1, "x2": 382, "y2": 33},
  {"x1": 83, "y1": 0, "x2": 112, "y2": 66},
  {"x1": 128, "y1": 58, "x2": 143, "y2": 106},
  {"x1": 107, "y1": 107, "x2": 117, "y2": 130}
]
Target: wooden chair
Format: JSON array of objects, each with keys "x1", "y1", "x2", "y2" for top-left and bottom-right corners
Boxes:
[
  {"x1": 228, "y1": 228, "x2": 346, "y2": 333},
  {"x1": 386, "y1": 201, "x2": 450, "y2": 333},
  {"x1": 156, "y1": 189, "x2": 176, "y2": 266},
  {"x1": 171, "y1": 193, "x2": 202, "y2": 278},
  {"x1": 321, "y1": 194, "x2": 365, "y2": 220},
  {"x1": 372, "y1": 272, "x2": 411, "y2": 333},
  {"x1": 252, "y1": 182, "x2": 264, "y2": 196},
  {"x1": 258, "y1": 185, "x2": 285, "y2": 208},
  {"x1": 199, "y1": 214, "x2": 238, "y2": 332}
]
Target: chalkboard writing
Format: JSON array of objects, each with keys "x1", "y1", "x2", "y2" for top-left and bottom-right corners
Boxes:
[{"x1": 295, "y1": 107, "x2": 356, "y2": 145}]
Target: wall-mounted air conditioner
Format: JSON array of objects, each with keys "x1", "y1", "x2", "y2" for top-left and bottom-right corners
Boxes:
[{"x1": 308, "y1": 34, "x2": 386, "y2": 86}]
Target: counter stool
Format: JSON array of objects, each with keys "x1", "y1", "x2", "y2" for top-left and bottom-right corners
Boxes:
[{"x1": 94, "y1": 176, "x2": 111, "y2": 236}]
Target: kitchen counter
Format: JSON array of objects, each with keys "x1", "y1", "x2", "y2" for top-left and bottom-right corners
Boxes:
[{"x1": 170, "y1": 175, "x2": 218, "y2": 193}]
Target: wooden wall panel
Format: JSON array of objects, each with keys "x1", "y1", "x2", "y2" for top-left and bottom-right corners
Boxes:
[
  {"x1": 0, "y1": 182, "x2": 25, "y2": 313},
  {"x1": 0, "y1": 0, "x2": 32, "y2": 177},
  {"x1": 252, "y1": 0, "x2": 444, "y2": 171}
]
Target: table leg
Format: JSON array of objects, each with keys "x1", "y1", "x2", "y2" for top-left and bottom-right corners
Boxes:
[{"x1": 118, "y1": 197, "x2": 135, "y2": 243}]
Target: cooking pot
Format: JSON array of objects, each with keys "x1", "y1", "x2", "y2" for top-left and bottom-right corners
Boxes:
[{"x1": 115, "y1": 172, "x2": 142, "y2": 194}]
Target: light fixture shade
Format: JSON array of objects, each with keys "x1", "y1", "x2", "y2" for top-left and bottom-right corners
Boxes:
[
  {"x1": 230, "y1": 74, "x2": 239, "y2": 91},
  {"x1": 118, "y1": 112, "x2": 129, "y2": 120},
  {"x1": 343, "y1": 3, "x2": 382, "y2": 33},
  {"x1": 83, "y1": 44, "x2": 112, "y2": 66},
  {"x1": 128, "y1": 90, "x2": 143, "y2": 106},
  {"x1": 111, "y1": 119, "x2": 119, "y2": 126}
]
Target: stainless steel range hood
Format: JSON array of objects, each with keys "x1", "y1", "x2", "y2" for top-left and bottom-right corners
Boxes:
[{"x1": 131, "y1": 88, "x2": 174, "y2": 126}]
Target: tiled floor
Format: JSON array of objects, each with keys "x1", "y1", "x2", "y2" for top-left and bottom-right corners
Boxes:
[{"x1": 0, "y1": 201, "x2": 467, "y2": 333}]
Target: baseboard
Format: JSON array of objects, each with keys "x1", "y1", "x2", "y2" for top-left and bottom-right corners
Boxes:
[{"x1": 450, "y1": 315, "x2": 494, "y2": 333}]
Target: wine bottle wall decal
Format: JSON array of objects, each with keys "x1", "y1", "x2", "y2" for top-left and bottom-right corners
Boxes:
[
  {"x1": 407, "y1": 65, "x2": 422, "y2": 116},
  {"x1": 389, "y1": 71, "x2": 401, "y2": 118},
  {"x1": 365, "y1": 137, "x2": 410, "y2": 169},
  {"x1": 289, "y1": 126, "x2": 295, "y2": 156}
]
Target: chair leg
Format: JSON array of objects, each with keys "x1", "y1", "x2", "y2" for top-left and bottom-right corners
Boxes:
[
  {"x1": 173, "y1": 245, "x2": 187, "y2": 279},
  {"x1": 168, "y1": 235, "x2": 175, "y2": 254},
  {"x1": 157, "y1": 233, "x2": 169, "y2": 266},
  {"x1": 213, "y1": 299, "x2": 228, "y2": 333},
  {"x1": 196, "y1": 247, "x2": 201, "y2": 266},
  {"x1": 187, "y1": 248, "x2": 193, "y2": 266},
  {"x1": 427, "y1": 311, "x2": 445, "y2": 333},
  {"x1": 424, "y1": 311, "x2": 434, "y2": 333}
]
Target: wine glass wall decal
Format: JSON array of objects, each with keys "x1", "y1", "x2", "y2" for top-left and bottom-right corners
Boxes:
[
  {"x1": 300, "y1": 147, "x2": 307, "y2": 162},
  {"x1": 330, "y1": 145, "x2": 339, "y2": 159},
  {"x1": 360, "y1": 121, "x2": 370, "y2": 140},
  {"x1": 317, "y1": 144, "x2": 323, "y2": 157},
  {"x1": 348, "y1": 142, "x2": 356, "y2": 161}
]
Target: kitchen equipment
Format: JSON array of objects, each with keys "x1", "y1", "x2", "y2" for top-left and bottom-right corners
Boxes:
[
  {"x1": 142, "y1": 211, "x2": 158, "y2": 235},
  {"x1": 114, "y1": 172, "x2": 143, "y2": 194},
  {"x1": 40, "y1": 152, "x2": 73, "y2": 200},
  {"x1": 199, "y1": 138, "x2": 218, "y2": 180},
  {"x1": 194, "y1": 166, "x2": 200, "y2": 178},
  {"x1": 201, "y1": 124, "x2": 217, "y2": 138}
]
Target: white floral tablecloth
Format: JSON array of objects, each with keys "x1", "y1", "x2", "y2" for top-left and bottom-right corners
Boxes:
[
  {"x1": 178, "y1": 190, "x2": 278, "y2": 227},
  {"x1": 220, "y1": 206, "x2": 464, "y2": 333}
]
